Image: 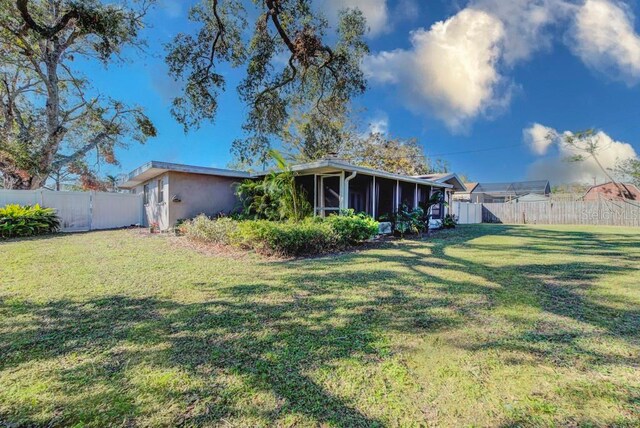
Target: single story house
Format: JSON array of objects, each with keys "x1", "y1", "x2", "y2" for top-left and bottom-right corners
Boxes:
[
  {"x1": 583, "y1": 182, "x2": 640, "y2": 201},
  {"x1": 413, "y1": 172, "x2": 466, "y2": 220},
  {"x1": 119, "y1": 159, "x2": 459, "y2": 230},
  {"x1": 452, "y1": 182, "x2": 479, "y2": 202},
  {"x1": 457, "y1": 180, "x2": 551, "y2": 203},
  {"x1": 510, "y1": 193, "x2": 550, "y2": 203}
]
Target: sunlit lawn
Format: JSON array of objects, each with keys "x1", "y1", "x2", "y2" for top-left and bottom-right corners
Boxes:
[{"x1": 1, "y1": 224, "x2": 639, "y2": 427}]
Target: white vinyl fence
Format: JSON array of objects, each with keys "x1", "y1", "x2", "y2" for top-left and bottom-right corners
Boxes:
[
  {"x1": 452, "y1": 202, "x2": 483, "y2": 224},
  {"x1": 0, "y1": 189, "x2": 143, "y2": 232}
]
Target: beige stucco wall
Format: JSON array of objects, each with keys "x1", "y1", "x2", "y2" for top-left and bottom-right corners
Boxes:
[
  {"x1": 133, "y1": 172, "x2": 242, "y2": 230},
  {"x1": 167, "y1": 172, "x2": 241, "y2": 227},
  {"x1": 134, "y1": 173, "x2": 170, "y2": 229}
]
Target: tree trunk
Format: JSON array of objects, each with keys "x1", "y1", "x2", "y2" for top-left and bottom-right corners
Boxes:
[{"x1": 1, "y1": 171, "x2": 40, "y2": 190}]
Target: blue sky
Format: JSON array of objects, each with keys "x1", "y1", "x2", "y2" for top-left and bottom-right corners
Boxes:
[{"x1": 86, "y1": 0, "x2": 640, "y2": 185}]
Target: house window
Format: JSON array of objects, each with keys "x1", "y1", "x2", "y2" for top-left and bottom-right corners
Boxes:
[
  {"x1": 157, "y1": 178, "x2": 164, "y2": 203},
  {"x1": 431, "y1": 203, "x2": 441, "y2": 219},
  {"x1": 143, "y1": 184, "x2": 150, "y2": 205}
]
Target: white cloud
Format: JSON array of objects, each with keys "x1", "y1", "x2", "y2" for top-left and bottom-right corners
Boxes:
[
  {"x1": 524, "y1": 123, "x2": 558, "y2": 155},
  {"x1": 363, "y1": 0, "x2": 640, "y2": 130},
  {"x1": 321, "y1": 0, "x2": 389, "y2": 37},
  {"x1": 368, "y1": 112, "x2": 389, "y2": 135},
  {"x1": 472, "y1": 0, "x2": 570, "y2": 64},
  {"x1": 525, "y1": 124, "x2": 638, "y2": 184},
  {"x1": 568, "y1": 0, "x2": 640, "y2": 84},
  {"x1": 364, "y1": 8, "x2": 511, "y2": 132}
]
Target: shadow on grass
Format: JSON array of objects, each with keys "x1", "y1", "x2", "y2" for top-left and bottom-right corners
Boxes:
[
  {"x1": 0, "y1": 294, "x2": 390, "y2": 426},
  {"x1": 1, "y1": 224, "x2": 639, "y2": 425}
]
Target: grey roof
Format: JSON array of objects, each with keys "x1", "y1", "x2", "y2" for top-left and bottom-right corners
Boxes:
[
  {"x1": 413, "y1": 172, "x2": 466, "y2": 191},
  {"x1": 119, "y1": 161, "x2": 250, "y2": 189},
  {"x1": 120, "y1": 159, "x2": 453, "y2": 189},
  {"x1": 415, "y1": 173, "x2": 449, "y2": 180},
  {"x1": 279, "y1": 159, "x2": 452, "y2": 188},
  {"x1": 474, "y1": 180, "x2": 550, "y2": 197}
]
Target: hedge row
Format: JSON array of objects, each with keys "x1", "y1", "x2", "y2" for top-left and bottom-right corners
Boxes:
[{"x1": 182, "y1": 211, "x2": 379, "y2": 257}]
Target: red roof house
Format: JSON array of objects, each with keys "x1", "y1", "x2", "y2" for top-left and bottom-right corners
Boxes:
[{"x1": 583, "y1": 182, "x2": 640, "y2": 201}]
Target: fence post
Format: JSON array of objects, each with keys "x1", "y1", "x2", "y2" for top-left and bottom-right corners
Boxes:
[{"x1": 89, "y1": 191, "x2": 94, "y2": 231}]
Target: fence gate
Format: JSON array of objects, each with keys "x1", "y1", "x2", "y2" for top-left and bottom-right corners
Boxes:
[
  {"x1": 0, "y1": 189, "x2": 143, "y2": 232},
  {"x1": 452, "y1": 202, "x2": 483, "y2": 224},
  {"x1": 42, "y1": 191, "x2": 92, "y2": 231}
]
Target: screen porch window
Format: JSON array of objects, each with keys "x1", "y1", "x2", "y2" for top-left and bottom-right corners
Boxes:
[{"x1": 317, "y1": 175, "x2": 341, "y2": 216}]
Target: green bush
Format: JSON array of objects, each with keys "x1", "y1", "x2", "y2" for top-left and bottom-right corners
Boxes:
[
  {"x1": 325, "y1": 210, "x2": 379, "y2": 245},
  {"x1": 442, "y1": 214, "x2": 458, "y2": 229},
  {"x1": 0, "y1": 204, "x2": 60, "y2": 238},
  {"x1": 233, "y1": 219, "x2": 337, "y2": 257},
  {"x1": 235, "y1": 150, "x2": 311, "y2": 221},
  {"x1": 182, "y1": 211, "x2": 379, "y2": 258},
  {"x1": 183, "y1": 215, "x2": 238, "y2": 245},
  {"x1": 392, "y1": 204, "x2": 426, "y2": 237}
]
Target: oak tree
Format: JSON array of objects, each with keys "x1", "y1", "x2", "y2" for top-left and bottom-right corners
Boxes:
[
  {"x1": 0, "y1": 0, "x2": 156, "y2": 189},
  {"x1": 339, "y1": 132, "x2": 449, "y2": 176},
  {"x1": 166, "y1": 0, "x2": 368, "y2": 166}
]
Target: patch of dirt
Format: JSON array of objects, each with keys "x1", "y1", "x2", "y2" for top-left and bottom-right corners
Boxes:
[
  {"x1": 168, "y1": 236, "x2": 251, "y2": 260},
  {"x1": 136, "y1": 229, "x2": 449, "y2": 262}
]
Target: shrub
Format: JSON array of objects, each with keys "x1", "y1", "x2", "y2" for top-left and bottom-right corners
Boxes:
[
  {"x1": 235, "y1": 150, "x2": 311, "y2": 221},
  {"x1": 182, "y1": 211, "x2": 378, "y2": 258},
  {"x1": 325, "y1": 210, "x2": 379, "y2": 245},
  {"x1": 442, "y1": 214, "x2": 458, "y2": 229},
  {"x1": 183, "y1": 215, "x2": 238, "y2": 245},
  {"x1": 233, "y1": 219, "x2": 337, "y2": 257},
  {"x1": 392, "y1": 204, "x2": 426, "y2": 237},
  {"x1": 399, "y1": 206, "x2": 426, "y2": 236},
  {"x1": 0, "y1": 204, "x2": 60, "y2": 238}
]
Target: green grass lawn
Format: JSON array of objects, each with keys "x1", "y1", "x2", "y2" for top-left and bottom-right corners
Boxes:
[{"x1": 1, "y1": 225, "x2": 639, "y2": 427}]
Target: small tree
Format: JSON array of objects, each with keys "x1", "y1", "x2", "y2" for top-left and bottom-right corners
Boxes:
[
  {"x1": 236, "y1": 150, "x2": 310, "y2": 221},
  {"x1": 615, "y1": 158, "x2": 640, "y2": 187},
  {"x1": 559, "y1": 129, "x2": 633, "y2": 199}
]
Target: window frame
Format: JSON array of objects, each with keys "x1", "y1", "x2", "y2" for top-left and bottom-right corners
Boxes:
[
  {"x1": 157, "y1": 178, "x2": 164, "y2": 204},
  {"x1": 143, "y1": 184, "x2": 150, "y2": 205}
]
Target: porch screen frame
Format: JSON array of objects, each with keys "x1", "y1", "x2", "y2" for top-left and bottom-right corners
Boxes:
[{"x1": 316, "y1": 173, "x2": 342, "y2": 217}]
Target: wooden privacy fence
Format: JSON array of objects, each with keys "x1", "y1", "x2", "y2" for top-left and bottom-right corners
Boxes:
[
  {"x1": 0, "y1": 189, "x2": 143, "y2": 232},
  {"x1": 482, "y1": 199, "x2": 640, "y2": 227}
]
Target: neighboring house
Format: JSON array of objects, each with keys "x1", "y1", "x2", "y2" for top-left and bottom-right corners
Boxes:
[
  {"x1": 583, "y1": 182, "x2": 640, "y2": 201},
  {"x1": 414, "y1": 172, "x2": 467, "y2": 221},
  {"x1": 453, "y1": 182, "x2": 479, "y2": 202},
  {"x1": 120, "y1": 159, "x2": 457, "y2": 230},
  {"x1": 510, "y1": 193, "x2": 550, "y2": 203},
  {"x1": 466, "y1": 180, "x2": 551, "y2": 203}
]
